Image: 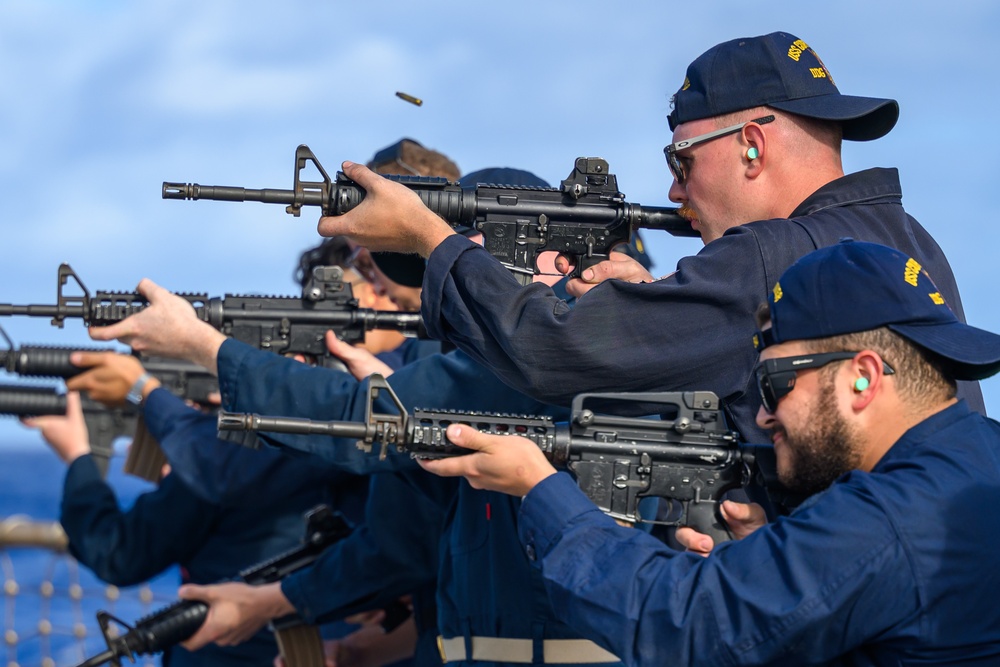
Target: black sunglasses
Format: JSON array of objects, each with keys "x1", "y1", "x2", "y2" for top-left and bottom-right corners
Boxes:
[
  {"x1": 663, "y1": 115, "x2": 775, "y2": 184},
  {"x1": 756, "y1": 351, "x2": 896, "y2": 414}
]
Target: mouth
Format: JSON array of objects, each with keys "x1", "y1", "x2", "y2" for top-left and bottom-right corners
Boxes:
[{"x1": 677, "y1": 205, "x2": 700, "y2": 228}]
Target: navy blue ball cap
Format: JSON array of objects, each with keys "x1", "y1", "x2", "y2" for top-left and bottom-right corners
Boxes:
[
  {"x1": 668, "y1": 32, "x2": 899, "y2": 142},
  {"x1": 370, "y1": 252, "x2": 425, "y2": 288},
  {"x1": 459, "y1": 167, "x2": 550, "y2": 189},
  {"x1": 768, "y1": 240, "x2": 1000, "y2": 380}
]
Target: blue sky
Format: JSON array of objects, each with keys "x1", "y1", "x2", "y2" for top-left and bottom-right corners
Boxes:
[{"x1": 1, "y1": 0, "x2": 998, "y2": 445}]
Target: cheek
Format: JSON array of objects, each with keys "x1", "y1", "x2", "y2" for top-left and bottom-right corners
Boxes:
[
  {"x1": 774, "y1": 437, "x2": 794, "y2": 472},
  {"x1": 696, "y1": 148, "x2": 747, "y2": 199},
  {"x1": 686, "y1": 171, "x2": 731, "y2": 216},
  {"x1": 394, "y1": 289, "x2": 422, "y2": 311}
]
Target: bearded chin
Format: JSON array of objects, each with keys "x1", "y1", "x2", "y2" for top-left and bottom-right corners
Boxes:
[{"x1": 778, "y1": 401, "x2": 862, "y2": 498}]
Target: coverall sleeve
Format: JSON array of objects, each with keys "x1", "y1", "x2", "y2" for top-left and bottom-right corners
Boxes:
[{"x1": 61, "y1": 454, "x2": 219, "y2": 586}]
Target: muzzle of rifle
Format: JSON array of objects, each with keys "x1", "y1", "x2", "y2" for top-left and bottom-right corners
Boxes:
[{"x1": 217, "y1": 411, "x2": 371, "y2": 440}]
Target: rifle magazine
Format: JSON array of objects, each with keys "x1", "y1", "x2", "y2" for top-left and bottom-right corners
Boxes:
[
  {"x1": 274, "y1": 620, "x2": 325, "y2": 667},
  {"x1": 123, "y1": 417, "x2": 168, "y2": 483}
]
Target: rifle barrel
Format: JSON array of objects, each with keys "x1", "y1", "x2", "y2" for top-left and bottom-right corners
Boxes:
[
  {"x1": 218, "y1": 412, "x2": 371, "y2": 439},
  {"x1": 162, "y1": 183, "x2": 327, "y2": 208},
  {"x1": 0, "y1": 304, "x2": 75, "y2": 317}
]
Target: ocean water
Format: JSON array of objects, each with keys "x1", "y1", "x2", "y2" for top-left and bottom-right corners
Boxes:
[{"x1": 0, "y1": 437, "x2": 180, "y2": 667}]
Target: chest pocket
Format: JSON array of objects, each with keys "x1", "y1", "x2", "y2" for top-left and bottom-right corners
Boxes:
[
  {"x1": 447, "y1": 484, "x2": 493, "y2": 556},
  {"x1": 441, "y1": 488, "x2": 546, "y2": 633}
]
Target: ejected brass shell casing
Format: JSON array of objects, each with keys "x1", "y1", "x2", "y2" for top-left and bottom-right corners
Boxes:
[{"x1": 395, "y1": 91, "x2": 423, "y2": 106}]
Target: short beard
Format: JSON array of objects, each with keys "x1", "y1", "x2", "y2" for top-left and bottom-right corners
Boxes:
[{"x1": 777, "y1": 377, "x2": 863, "y2": 498}]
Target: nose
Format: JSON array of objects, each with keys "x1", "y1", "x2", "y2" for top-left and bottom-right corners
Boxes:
[
  {"x1": 668, "y1": 177, "x2": 686, "y2": 204},
  {"x1": 756, "y1": 404, "x2": 777, "y2": 431}
]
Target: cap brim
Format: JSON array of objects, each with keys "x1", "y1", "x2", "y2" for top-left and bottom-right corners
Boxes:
[
  {"x1": 770, "y1": 95, "x2": 899, "y2": 141},
  {"x1": 890, "y1": 321, "x2": 1000, "y2": 381},
  {"x1": 370, "y1": 252, "x2": 426, "y2": 288}
]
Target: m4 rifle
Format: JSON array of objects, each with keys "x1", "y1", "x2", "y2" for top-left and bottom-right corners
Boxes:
[
  {"x1": 163, "y1": 145, "x2": 699, "y2": 285},
  {"x1": 0, "y1": 263, "x2": 424, "y2": 369},
  {"x1": 218, "y1": 374, "x2": 762, "y2": 544}
]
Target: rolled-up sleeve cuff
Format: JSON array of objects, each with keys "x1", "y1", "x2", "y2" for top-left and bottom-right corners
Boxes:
[
  {"x1": 141, "y1": 388, "x2": 185, "y2": 440},
  {"x1": 280, "y1": 573, "x2": 316, "y2": 623},
  {"x1": 518, "y1": 472, "x2": 602, "y2": 565},
  {"x1": 421, "y1": 234, "x2": 481, "y2": 340},
  {"x1": 216, "y1": 338, "x2": 257, "y2": 410}
]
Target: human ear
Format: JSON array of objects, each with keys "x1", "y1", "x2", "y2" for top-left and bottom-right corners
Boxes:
[{"x1": 742, "y1": 122, "x2": 766, "y2": 178}]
